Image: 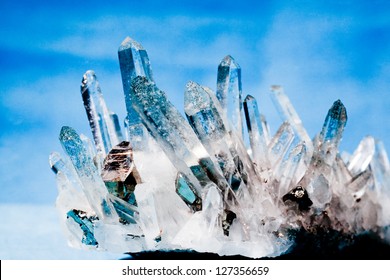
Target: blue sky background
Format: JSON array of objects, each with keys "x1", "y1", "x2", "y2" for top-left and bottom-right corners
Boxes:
[{"x1": 1, "y1": 0, "x2": 390, "y2": 258}]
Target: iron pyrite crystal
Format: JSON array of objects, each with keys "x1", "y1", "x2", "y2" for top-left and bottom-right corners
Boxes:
[{"x1": 50, "y1": 36, "x2": 390, "y2": 258}]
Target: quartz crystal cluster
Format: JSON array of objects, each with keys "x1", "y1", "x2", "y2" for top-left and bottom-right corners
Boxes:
[{"x1": 50, "y1": 37, "x2": 390, "y2": 258}]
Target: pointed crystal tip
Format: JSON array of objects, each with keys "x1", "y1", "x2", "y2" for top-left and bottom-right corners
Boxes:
[
  {"x1": 118, "y1": 36, "x2": 144, "y2": 52},
  {"x1": 219, "y1": 55, "x2": 240, "y2": 68},
  {"x1": 81, "y1": 70, "x2": 97, "y2": 89},
  {"x1": 184, "y1": 81, "x2": 211, "y2": 116},
  {"x1": 59, "y1": 126, "x2": 77, "y2": 141},
  {"x1": 244, "y1": 94, "x2": 255, "y2": 102},
  {"x1": 49, "y1": 152, "x2": 62, "y2": 174},
  {"x1": 329, "y1": 99, "x2": 347, "y2": 121}
]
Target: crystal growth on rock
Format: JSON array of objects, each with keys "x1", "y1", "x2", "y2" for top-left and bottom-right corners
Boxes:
[{"x1": 50, "y1": 36, "x2": 390, "y2": 259}]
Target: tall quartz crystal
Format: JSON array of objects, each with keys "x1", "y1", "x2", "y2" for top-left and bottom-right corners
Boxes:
[
  {"x1": 81, "y1": 70, "x2": 122, "y2": 156},
  {"x1": 317, "y1": 99, "x2": 347, "y2": 166},
  {"x1": 243, "y1": 95, "x2": 270, "y2": 172},
  {"x1": 118, "y1": 37, "x2": 153, "y2": 150},
  {"x1": 59, "y1": 126, "x2": 117, "y2": 221},
  {"x1": 216, "y1": 55, "x2": 244, "y2": 140}
]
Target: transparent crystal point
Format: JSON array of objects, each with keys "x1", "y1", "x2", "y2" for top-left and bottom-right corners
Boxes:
[
  {"x1": 317, "y1": 99, "x2": 347, "y2": 166},
  {"x1": 243, "y1": 94, "x2": 270, "y2": 171},
  {"x1": 118, "y1": 36, "x2": 153, "y2": 149},
  {"x1": 59, "y1": 126, "x2": 117, "y2": 221},
  {"x1": 216, "y1": 55, "x2": 244, "y2": 139},
  {"x1": 81, "y1": 70, "x2": 122, "y2": 156},
  {"x1": 270, "y1": 86, "x2": 313, "y2": 162},
  {"x1": 348, "y1": 136, "x2": 375, "y2": 176}
]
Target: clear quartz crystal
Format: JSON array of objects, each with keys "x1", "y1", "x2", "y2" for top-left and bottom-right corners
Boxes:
[
  {"x1": 216, "y1": 55, "x2": 244, "y2": 140},
  {"x1": 270, "y1": 86, "x2": 313, "y2": 163},
  {"x1": 51, "y1": 36, "x2": 390, "y2": 258},
  {"x1": 348, "y1": 136, "x2": 375, "y2": 176},
  {"x1": 81, "y1": 70, "x2": 122, "y2": 156},
  {"x1": 59, "y1": 126, "x2": 117, "y2": 221},
  {"x1": 118, "y1": 37, "x2": 153, "y2": 150},
  {"x1": 243, "y1": 94, "x2": 270, "y2": 172}
]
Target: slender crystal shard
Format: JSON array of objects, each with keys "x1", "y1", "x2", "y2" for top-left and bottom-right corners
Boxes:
[
  {"x1": 260, "y1": 114, "x2": 271, "y2": 145},
  {"x1": 118, "y1": 36, "x2": 153, "y2": 149},
  {"x1": 268, "y1": 122, "x2": 295, "y2": 169},
  {"x1": 110, "y1": 112, "x2": 124, "y2": 141},
  {"x1": 81, "y1": 70, "x2": 122, "y2": 156},
  {"x1": 317, "y1": 99, "x2": 347, "y2": 166},
  {"x1": 270, "y1": 86, "x2": 313, "y2": 161},
  {"x1": 59, "y1": 126, "x2": 117, "y2": 221},
  {"x1": 243, "y1": 95, "x2": 270, "y2": 171},
  {"x1": 216, "y1": 55, "x2": 244, "y2": 139},
  {"x1": 348, "y1": 136, "x2": 375, "y2": 176}
]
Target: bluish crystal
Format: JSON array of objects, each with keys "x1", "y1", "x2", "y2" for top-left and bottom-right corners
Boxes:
[
  {"x1": 59, "y1": 126, "x2": 117, "y2": 220},
  {"x1": 118, "y1": 37, "x2": 153, "y2": 149},
  {"x1": 317, "y1": 99, "x2": 347, "y2": 165},
  {"x1": 67, "y1": 209, "x2": 98, "y2": 246},
  {"x1": 129, "y1": 76, "x2": 204, "y2": 194},
  {"x1": 131, "y1": 76, "x2": 239, "y2": 209},
  {"x1": 81, "y1": 70, "x2": 122, "y2": 156},
  {"x1": 110, "y1": 112, "x2": 124, "y2": 142},
  {"x1": 185, "y1": 81, "x2": 246, "y2": 192},
  {"x1": 175, "y1": 172, "x2": 202, "y2": 212},
  {"x1": 216, "y1": 55, "x2": 244, "y2": 139}
]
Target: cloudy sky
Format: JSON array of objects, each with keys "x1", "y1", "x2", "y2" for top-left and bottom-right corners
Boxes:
[{"x1": 1, "y1": 0, "x2": 390, "y2": 258}]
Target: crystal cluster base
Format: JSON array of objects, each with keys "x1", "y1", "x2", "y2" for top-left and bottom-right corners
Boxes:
[{"x1": 50, "y1": 36, "x2": 390, "y2": 258}]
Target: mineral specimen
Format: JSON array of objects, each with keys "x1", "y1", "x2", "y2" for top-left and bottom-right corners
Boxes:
[{"x1": 50, "y1": 36, "x2": 390, "y2": 258}]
